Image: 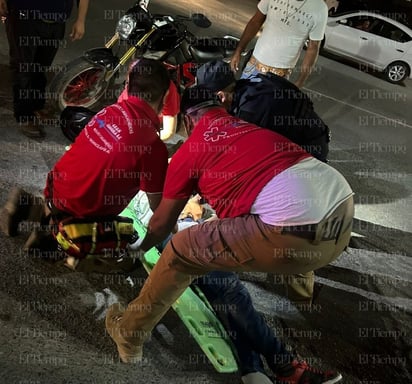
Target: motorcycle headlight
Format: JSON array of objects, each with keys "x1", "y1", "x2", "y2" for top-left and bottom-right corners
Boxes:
[{"x1": 116, "y1": 14, "x2": 137, "y2": 40}]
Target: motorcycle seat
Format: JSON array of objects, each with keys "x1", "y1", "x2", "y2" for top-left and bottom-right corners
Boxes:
[{"x1": 190, "y1": 37, "x2": 238, "y2": 62}]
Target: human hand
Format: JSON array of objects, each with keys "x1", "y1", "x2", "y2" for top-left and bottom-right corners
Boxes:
[
  {"x1": 70, "y1": 20, "x2": 85, "y2": 41},
  {"x1": 294, "y1": 79, "x2": 304, "y2": 89},
  {"x1": 128, "y1": 235, "x2": 143, "y2": 251},
  {"x1": 127, "y1": 237, "x2": 146, "y2": 263},
  {"x1": 139, "y1": 0, "x2": 149, "y2": 11},
  {"x1": 230, "y1": 52, "x2": 241, "y2": 72}
]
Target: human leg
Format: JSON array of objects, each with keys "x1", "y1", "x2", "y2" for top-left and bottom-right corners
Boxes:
[
  {"x1": 195, "y1": 272, "x2": 265, "y2": 375},
  {"x1": 6, "y1": 14, "x2": 63, "y2": 137},
  {"x1": 31, "y1": 21, "x2": 65, "y2": 114},
  {"x1": 157, "y1": 230, "x2": 274, "y2": 378},
  {"x1": 266, "y1": 271, "x2": 315, "y2": 306},
  {"x1": 152, "y1": 220, "x2": 272, "y2": 377},
  {"x1": 7, "y1": 15, "x2": 44, "y2": 137},
  {"x1": 283, "y1": 271, "x2": 315, "y2": 305},
  {"x1": 0, "y1": 187, "x2": 46, "y2": 236},
  {"x1": 266, "y1": 194, "x2": 354, "y2": 305},
  {"x1": 4, "y1": 11, "x2": 18, "y2": 71},
  {"x1": 7, "y1": 13, "x2": 37, "y2": 124},
  {"x1": 197, "y1": 272, "x2": 342, "y2": 383},
  {"x1": 0, "y1": 187, "x2": 57, "y2": 256},
  {"x1": 107, "y1": 198, "x2": 353, "y2": 369},
  {"x1": 106, "y1": 244, "x2": 200, "y2": 362},
  {"x1": 196, "y1": 271, "x2": 293, "y2": 375}
]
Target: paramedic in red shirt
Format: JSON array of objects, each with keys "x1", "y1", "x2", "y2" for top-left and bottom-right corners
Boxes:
[
  {"x1": 105, "y1": 86, "x2": 354, "y2": 382},
  {"x1": 45, "y1": 58, "x2": 169, "y2": 217},
  {"x1": 1, "y1": 59, "x2": 170, "y2": 246}
]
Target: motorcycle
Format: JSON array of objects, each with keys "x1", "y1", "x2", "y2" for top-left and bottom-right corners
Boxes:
[{"x1": 49, "y1": 1, "x2": 251, "y2": 113}]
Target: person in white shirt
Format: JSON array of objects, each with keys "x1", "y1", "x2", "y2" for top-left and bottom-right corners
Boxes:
[{"x1": 231, "y1": 0, "x2": 328, "y2": 88}]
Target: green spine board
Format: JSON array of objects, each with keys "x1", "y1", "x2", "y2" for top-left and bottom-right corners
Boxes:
[{"x1": 120, "y1": 206, "x2": 238, "y2": 373}]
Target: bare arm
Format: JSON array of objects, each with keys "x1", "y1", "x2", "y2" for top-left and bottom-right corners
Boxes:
[
  {"x1": 70, "y1": 0, "x2": 89, "y2": 40},
  {"x1": 294, "y1": 39, "x2": 321, "y2": 88},
  {"x1": 139, "y1": 197, "x2": 188, "y2": 252},
  {"x1": 146, "y1": 192, "x2": 162, "y2": 212},
  {"x1": 230, "y1": 10, "x2": 266, "y2": 71},
  {"x1": 160, "y1": 115, "x2": 178, "y2": 141}
]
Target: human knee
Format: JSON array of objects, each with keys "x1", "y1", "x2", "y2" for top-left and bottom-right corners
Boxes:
[{"x1": 162, "y1": 238, "x2": 199, "y2": 276}]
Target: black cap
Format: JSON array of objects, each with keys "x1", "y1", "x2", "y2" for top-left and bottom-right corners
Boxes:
[
  {"x1": 196, "y1": 60, "x2": 236, "y2": 92},
  {"x1": 180, "y1": 86, "x2": 219, "y2": 115}
]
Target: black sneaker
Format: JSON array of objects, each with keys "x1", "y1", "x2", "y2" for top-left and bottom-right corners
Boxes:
[{"x1": 276, "y1": 360, "x2": 342, "y2": 384}]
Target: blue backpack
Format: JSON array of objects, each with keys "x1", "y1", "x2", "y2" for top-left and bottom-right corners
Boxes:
[{"x1": 231, "y1": 73, "x2": 330, "y2": 162}]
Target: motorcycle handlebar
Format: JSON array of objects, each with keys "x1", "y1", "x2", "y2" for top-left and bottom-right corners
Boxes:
[{"x1": 153, "y1": 13, "x2": 211, "y2": 28}]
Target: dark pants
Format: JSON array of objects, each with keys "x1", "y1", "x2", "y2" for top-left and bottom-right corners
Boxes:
[
  {"x1": 196, "y1": 271, "x2": 293, "y2": 375},
  {"x1": 5, "y1": 8, "x2": 65, "y2": 123},
  {"x1": 160, "y1": 227, "x2": 293, "y2": 375}
]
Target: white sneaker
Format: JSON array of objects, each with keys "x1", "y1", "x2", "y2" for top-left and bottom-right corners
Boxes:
[{"x1": 241, "y1": 372, "x2": 273, "y2": 384}]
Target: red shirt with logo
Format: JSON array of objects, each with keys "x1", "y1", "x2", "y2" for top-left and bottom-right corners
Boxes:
[
  {"x1": 163, "y1": 108, "x2": 311, "y2": 218},
  {"x1": 46, "y1": 96, "x2": 168, "y2": 217}
]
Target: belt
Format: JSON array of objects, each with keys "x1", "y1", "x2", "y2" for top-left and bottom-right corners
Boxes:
[{"x1": 249, "y1": 56, "x2": 292, "y2": 77}]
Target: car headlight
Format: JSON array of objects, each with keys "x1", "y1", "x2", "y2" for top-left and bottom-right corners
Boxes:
[{"x1": 116, "y1": 14, "x2": 137, "y2": 40}]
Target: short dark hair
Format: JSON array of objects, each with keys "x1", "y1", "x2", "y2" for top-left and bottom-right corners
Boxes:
[
  {"x1": 180, "y1": 86, "x2": 220, "y2": 115},
  {"x1": 128, "y1": 58, "x2": 170, "y2": 103}
]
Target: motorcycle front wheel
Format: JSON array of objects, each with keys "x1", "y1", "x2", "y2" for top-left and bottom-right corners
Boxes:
[{"x1": 48, "y1": 57, "x2": 116, "y2": 111}]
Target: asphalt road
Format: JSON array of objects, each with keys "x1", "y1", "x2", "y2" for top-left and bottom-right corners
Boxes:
[{"x1": 0, "y1": 1, "x2": 411, "y2": 384}]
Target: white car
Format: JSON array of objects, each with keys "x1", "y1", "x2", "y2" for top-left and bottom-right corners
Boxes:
[{"x1": 322, "y1": 11, "x2": 412, "y2": 84}]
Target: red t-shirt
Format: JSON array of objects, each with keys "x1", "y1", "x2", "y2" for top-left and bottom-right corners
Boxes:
[
  {"x1": 163, "y1": 108, "x2": 311, "y2": 218},
  {"x1": 46, "y1": 96, "x2": 169, "y2": 217},
  {"x1": 161, "y1": 80, "x2": 180, "y2": 117}
]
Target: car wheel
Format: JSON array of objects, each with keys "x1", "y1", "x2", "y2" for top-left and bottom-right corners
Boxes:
[{"x1": 384, "y1": 61, "x2": 410, "y2": 84}]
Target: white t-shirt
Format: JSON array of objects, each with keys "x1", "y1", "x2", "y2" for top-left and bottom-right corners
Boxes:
[
  {"x1": 251, "y1": 157, "x2": 353, "y2": 226},
  {"x1": 254, "y1": 0, "x2": 328, "y2": 68},
  {"x1": 130, "y1": 191, "x2": 199, "y2": 232}
]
